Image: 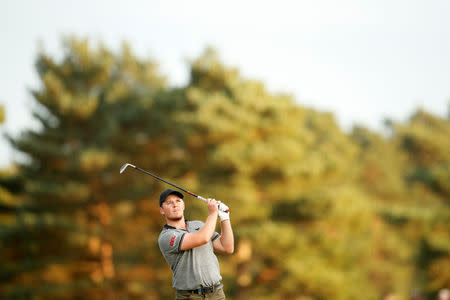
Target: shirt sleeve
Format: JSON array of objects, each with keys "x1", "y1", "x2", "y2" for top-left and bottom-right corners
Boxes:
[
  {"x1": 158, "y1": 230, "x2": 186, "y2": 254},
  {"x1": 212, "y1": 232, "x2": 220, "y2": 241}
]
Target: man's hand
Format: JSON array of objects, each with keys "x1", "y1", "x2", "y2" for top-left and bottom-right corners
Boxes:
[
  {"x1": 207, "y1": 198, "x2": 219, "y2": 215},
  {"x1": 218, "y1": 201, "x2": 230, "y2": 222},
  {"x1": 180, "y1": 198, "x2": 219, "y2": 251}
]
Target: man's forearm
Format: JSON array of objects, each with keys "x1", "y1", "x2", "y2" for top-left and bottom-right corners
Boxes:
[
  {"x1": 219, "y1": 220, "x2": 234, "y2": 253},
  {"x1": 198, "y1": 212, "x2": 218, "y2": 242}
]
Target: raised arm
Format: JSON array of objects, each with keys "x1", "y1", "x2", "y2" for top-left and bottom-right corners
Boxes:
[
  {"x1": 213, "y1": 219, "x2": 234, "y2": 254},
  {"x1": 213, "y1": 202, "x2": 234, "y2": 254},
  {"x1": 180, "y1": 199, "x2": 219, "y2": 251}
]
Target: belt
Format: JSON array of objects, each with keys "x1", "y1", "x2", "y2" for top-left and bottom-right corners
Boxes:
[{"x1": 181, "y1": 284, "x2": 222, "y2": 295}]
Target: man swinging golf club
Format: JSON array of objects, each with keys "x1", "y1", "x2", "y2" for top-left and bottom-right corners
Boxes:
[{"x1": 158, "y1": 188, "x2": 234, "y2": 299}]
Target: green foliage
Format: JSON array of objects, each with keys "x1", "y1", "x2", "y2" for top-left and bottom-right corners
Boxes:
[
  {"x1": 352, "y1": 111, "x2": 450, "y2": 298},
  {"x1": 2, "y1": 37, "x2": 169, "y2": 299},
  {"x1": 1, "y1": 38, "x2": 449, "y2": 300}
]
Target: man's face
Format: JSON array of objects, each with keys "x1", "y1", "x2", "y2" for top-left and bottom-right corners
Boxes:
[{"x1": 160, "y1": 194, "x2": 185, "y2": 221}]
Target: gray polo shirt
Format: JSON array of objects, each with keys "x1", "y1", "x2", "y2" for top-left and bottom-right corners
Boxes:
[{"x1": 158, "y1": 220, "x2": 222, "y2": 290}]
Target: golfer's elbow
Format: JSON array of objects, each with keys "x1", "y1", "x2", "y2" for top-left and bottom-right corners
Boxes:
[
  {"x1": 223, "y1": 242, "x2": 234, "y2": 254},
  {"x1": 198, "y1": 231, "x2": 214, "y2": 245},
  {"x1": 225, "y1": 246, "x2": 234, "y2": 254},
  {"x1": 201, "y1": 236, "x2": 211, "y2": 245}
]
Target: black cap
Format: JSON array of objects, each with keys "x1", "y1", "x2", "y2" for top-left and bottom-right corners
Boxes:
[{"x1": 159, "y1": 188, "x2": 184, "y2": 207}]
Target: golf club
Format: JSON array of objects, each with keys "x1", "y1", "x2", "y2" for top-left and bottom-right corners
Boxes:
[{"x1": 120, "y1": 163, "x2": 229, "y2": 213}]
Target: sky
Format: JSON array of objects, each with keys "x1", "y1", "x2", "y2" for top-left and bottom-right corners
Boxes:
[{"x1": 1, "y1": 0, "x2": 449, "y2": 167}]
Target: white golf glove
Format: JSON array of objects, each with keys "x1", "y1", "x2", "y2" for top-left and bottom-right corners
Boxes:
[{"x1": 218, "y1": 201, "x2": 230, "y2": 222}]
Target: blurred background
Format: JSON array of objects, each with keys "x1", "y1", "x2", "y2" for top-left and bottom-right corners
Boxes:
[{"x1": 0, "y1": 1, "x2": 449, "y2": 299}]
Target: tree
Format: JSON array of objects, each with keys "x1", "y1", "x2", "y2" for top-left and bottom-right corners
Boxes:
[
  {"x1": 352, "y1": 110, "x2": 450, "y2": 298},
  {"x1": 392, "y1": 111, "x2": 450, "y2": 297},
  {"x1": 164, "y1": 48, "x2": 412, "y2": 299},
  {"x1": 4, "y1": 37, "x2": 171, "y2": 299}
]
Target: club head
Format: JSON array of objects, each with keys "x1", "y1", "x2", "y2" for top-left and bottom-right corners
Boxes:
[{"x1": 120, "y1": 163, "x2": 135, "y2": 174}]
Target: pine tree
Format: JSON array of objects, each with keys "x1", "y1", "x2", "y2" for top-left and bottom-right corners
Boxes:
[
  {"x1": 352, "y1": 110, "x2": 450, "y2": 298},
  {"x1": 163, "y1": 48, "x2": 406, "y2": 299},
  {"x1": 393, "y1": 110, "x2": 450, "y2": 297},
  {"x1": 5, "y1": 37, "x2": 171, "y2": 299},
  {"x1": 0, "y1": 106, "x2": 22, "y2": 297}
]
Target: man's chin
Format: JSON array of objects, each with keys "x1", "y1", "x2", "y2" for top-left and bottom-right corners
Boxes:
[{"x1": 167, "y1": 216, "x2": 183, "y2": 222}]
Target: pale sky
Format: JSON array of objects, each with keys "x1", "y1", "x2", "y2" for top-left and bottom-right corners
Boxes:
[{"x1": 1, "y1": 0, "x2": 449, "y2": 167}]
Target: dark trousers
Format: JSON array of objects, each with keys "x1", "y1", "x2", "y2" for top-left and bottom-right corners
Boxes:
[{"x1": 175, "y1": 287, "x2": 226, "y2": 299}]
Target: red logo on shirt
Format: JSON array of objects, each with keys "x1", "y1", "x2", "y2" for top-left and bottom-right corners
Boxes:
[{"x1": 170, "y1": 236, "x2": 176, "y2": 246}]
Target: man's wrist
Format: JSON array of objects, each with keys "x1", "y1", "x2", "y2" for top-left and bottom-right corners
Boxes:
[{"x1": 219, "y1": 212, "x2": 230, "y2": 222}]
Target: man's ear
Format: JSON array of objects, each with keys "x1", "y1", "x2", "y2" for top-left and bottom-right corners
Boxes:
[{"x1": 159, "y1": 207, "x2": 165, "y2": 215}]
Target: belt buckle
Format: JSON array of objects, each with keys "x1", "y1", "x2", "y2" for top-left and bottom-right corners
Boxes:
[{"x1": 195, "y1": 286, "x2": 213, "y2": 295}]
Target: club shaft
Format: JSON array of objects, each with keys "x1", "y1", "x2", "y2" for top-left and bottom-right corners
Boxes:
[
  {"x1": 121, "y1": 163, "x2": 229, "y2": 212},
  {"x1": 133, "y1": 166, "x2": 206, "y2": 202}
]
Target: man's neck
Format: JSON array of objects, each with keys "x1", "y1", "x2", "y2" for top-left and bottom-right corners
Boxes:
[{"x1": 166, "y1": 217, "x2": 187, "y2": 230}]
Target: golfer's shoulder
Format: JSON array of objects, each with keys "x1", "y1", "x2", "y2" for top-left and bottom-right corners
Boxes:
[{"x1": 158, "y1": 226, "x2": 176, "y2": 241}]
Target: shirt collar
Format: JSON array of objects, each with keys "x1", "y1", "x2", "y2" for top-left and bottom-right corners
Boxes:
[{"x1": 164, "y1": 220, "x2": 189, "y2": 230}]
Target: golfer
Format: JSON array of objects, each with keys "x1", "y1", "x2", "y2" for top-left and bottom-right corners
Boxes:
[{"x1": 158, "y1": 188, "x2": 234, "y2": 299}]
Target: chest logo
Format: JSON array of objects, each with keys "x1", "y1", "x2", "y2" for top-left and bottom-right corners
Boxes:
[{"x1": 170, "y1": 235, "x2": 176, "y2": 246}]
